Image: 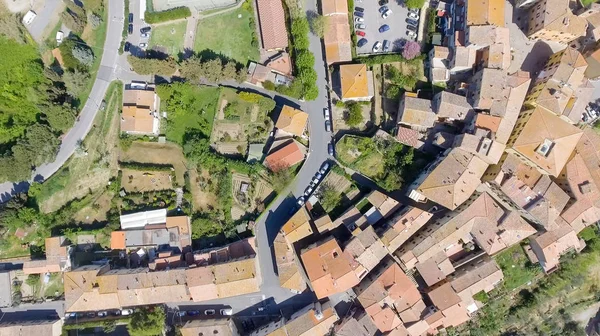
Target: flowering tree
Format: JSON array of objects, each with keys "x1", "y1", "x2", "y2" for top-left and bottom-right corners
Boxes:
[{"x1": 402, "y1": 41, "x2": 421, "y2": 60}]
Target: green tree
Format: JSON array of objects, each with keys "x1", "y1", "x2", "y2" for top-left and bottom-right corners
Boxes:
[
  {"x1": 25, "y1": 274, "x2": 40, "y2": 287},
  {"x1": 127, "y1": 55, "x2": 177, "y2": 76},
  {"x1": 60, "y1": 4, "x2": 87, "y2": 34},
  {"x1": 63, "y1": 69, "x2": 90, "y2": 97},
  {"x1": 295, "y1": 50, "x2": 315, "y2": 69},
  {"x1": 308, "y1": 12, "x2": 327, "y2": 38},
  {"x1": 72, "y1": 44, "x2": 95, "y2": 67},
  {"x1": 386, "y1": 85, "x2": 401, "y2": 99},
  {"x1": 270, "y1": 166, "x2": 293, "y2": 192},
  {"x1": 127, "y1": 307, "x2": 166, "y2": 336},
  {"x1": 345, "y1": 102, "x2": 363, "y2": 127},
  {"x1": 319, "y1": 183, "x2": 342, "y2": 211},
  {"x1": 44, "y1": 104, "x2": 76, "y2": 133},
  {"x1": 405, "y1": 0, "x2": 425, "y2": 9}
]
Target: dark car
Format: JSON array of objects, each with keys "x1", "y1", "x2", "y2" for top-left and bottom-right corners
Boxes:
[
  {"x1": 378, "y1": 0, "x2": 388, "y2": 5},
  {"x1": 354, "y1": 11, "x2": 364, "y2": 17},
  {"x1": 187, "y1": 310, "x2": 201, "y2": 316},
  {"x1": 357, "y1": 38, "x2": 368, "y2": 47},
  {"x1": 406, "y1": 24, "x2": 417, "y2": 32},
  {"x1": 328, "y1": 143, "x2": 334, "y2": 156},
  {"x1": 128, "y1": 13, "x2": 133, "y2": 23},
  {"x1": 124, "y1": 41, "x2": 131, "y2": 52},
  {"x1": 383, "y1": 39, "x2": 390, "y2": 52},
  {"x1": 128, "y1": 24, "x2": 133, "y2": 35},
  {"x1": 86, "y1": 312, "x2": 96, "y2": 318},
  {"x1": 140, "y1": 26, "x2": 151, "y2": 34},
  {"x1": 406, "y1": 18, "x2": 418, "y2": 26},
  {"x1": 355, "y1": 6, "x2": 364, "y2": 12},
  {"x1": 397, "y1": 39, "x2": 407, "y2": 49},
  {"x1": 378, "y1": 5, "x2": 388, "y2": 13},
  {"x1": 379, "y1": 24, "x2": 390, "y2": 33}
]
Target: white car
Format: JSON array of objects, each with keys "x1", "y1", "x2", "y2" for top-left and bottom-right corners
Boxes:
[
  {"x1": 406, "y1": 30, "x2": 417, "y2": 39},
  {"x1": 372, "y1": 41, "x2": 382, "y2": 53},
  {"x1": 22, "y1": 10, "x2": 36, "y2": 25},
  {"x1": 56, "y1": 31, "x2": 64, "y2": 44},
  {"x1": 140, "y1": 33, "x2": 150, "y2": 38},
  {"x1": 138, "y1": 43, "x2": 147, "y2": 48},
  {"x1": 324, "y1": 108, "x2": 330, "y2": 121},
  {"x1": 408, "y1": 12, "x2": 420, "y2": 20},
  {"x1": 382, "y1": 9, "x2": 392, "y2": 19},
  {"x1": 121, "y1": 309, "x2": 133, "y2": 316},
  {"x1": 355, "y1": 17, "x2": 364, "y2": 23},
  {"x1": 221, "y1": 309, "x2": 233, "y2": 316}
]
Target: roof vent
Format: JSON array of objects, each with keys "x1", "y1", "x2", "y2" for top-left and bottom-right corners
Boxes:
[
  {"x1": 536, "y1": 139, "x2": 554, "y2": 157},
  {"x1": 563, "y1": 17, "x2": 569, "y2": 26}
]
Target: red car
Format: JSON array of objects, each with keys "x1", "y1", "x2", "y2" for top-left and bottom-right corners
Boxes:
[{"x1": 356, "y1": 30, "x2": 366, "y2": 37}]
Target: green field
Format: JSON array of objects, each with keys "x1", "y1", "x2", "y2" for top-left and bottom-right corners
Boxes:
[
  {"x1": 495, "y1": 244, "x2": 541, "y2": 291},
  {"x1": 194, "y1": 4, "x2": 259, "y2": 64},
  {"x1": 149, "y1": 21, "x2": 187, "y2": 55},
  {"x1": 336, "y1": 135, "x2": 385, "y2": 179}
]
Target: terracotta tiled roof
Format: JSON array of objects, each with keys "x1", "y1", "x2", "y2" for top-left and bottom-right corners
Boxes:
[
  {"x1": 512, "y1": 106, "x2": 583, "y2": 177},
  {"x1": 283, "y1": 302, "x2": 339, "y2": 336},
  {"x1": 450, "y1": 258, "x2": 503, "y2": 307},
  {"x1": 340, "y1": 64, "x2": 370, "y2": 99},
  {"x1": 265, "y1": 141, "x2": 304, "y2": 171},
  {"x1": 256, "y1": 0, "x2": 289, "y2": 50},
  {"x1": 110, "y1": 232, "x2": 126, "y2": 250},
  {"x1": 273, "y1": 232, "x2": 307, "y2": 292},
  {"x1": 427, "y1": 283, "x2": 461, "y2": 311},
  {"x1": 475, "y1": 113, "x2": 502, "y2": 133},
  {"x1": 466, "y1": 0, "x2": 505, "y2": 27},
  {"x1": 281, "y1": 206, "x2": 313, "y2": 243},
  {"x1": 322, "y1": 0, "x2": 348, "y2": 14},
  {"x1": 275, "y1": 106, "x2": 309, "y2": 136},
  {"x1": 324, "y1": 14, "x2": 352, "y2": 64},
  {"x1": 530, "y1": 224, "x2": 585, "y2": 272},
  {"x1": 396, "y1": 127, "x2": 424, "y2": 149}
]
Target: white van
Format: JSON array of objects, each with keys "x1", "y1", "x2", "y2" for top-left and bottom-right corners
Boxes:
[
  {"x1": 22, "y1": 10, "x2": 37, "y2": 25},
  {"x1": 56, "y1": 31, "x2": 64, "y2": 44}
]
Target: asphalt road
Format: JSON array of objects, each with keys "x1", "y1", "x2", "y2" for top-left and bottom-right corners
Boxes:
[{"x1": 0, "y1": 0, "x2": 125, "y2": 201}]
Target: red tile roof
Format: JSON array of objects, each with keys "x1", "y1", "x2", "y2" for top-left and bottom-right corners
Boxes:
[
  {"x1": 265, "y1": 142, "x2": 304, "y2": 171},
  {"x1": 256, "y1": 0, "x2": 289, "y2": 50}
]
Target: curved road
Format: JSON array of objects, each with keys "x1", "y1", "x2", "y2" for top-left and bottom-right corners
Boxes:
[{"x1": 0, "y1": 0, "x2": 125, "y2": 201}]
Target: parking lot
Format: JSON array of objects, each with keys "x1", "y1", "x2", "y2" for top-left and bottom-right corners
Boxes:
[{"x1": 353, "y1": 0, "x2": 419, "y2": 55}]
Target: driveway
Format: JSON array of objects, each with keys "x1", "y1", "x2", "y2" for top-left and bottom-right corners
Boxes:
[{"x1": 25, "y1": 0, "x2": 62, "y2": 42}]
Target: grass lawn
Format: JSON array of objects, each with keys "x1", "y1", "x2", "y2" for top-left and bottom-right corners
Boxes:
[
  {"x1": 194, "y1": 5, "x2": 259, "y2": 64},
  {"x1": 161, "y1": 85, "x2": 222, "y2": 144},
  {"x1": 149, "y1": 21, "x2": 187, "y2": 55},
  {"x1": 38, "y1": 81, "x2": 122, "y2": 213},
  {"x1": 336, "y1": 135, "x2": 385, "y2": 179},
  {"x1": 495, "y1": 244, "x2": 541, "y2": 291}
]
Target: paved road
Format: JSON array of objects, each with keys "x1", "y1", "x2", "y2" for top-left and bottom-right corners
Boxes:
[
  {"x1": 0, "y1": 301, "x2": 65, "y2": 321},
  {"x1": 27, "y1": 0, "x2": 61, "y2": 42},
  {"x1": 0, "y1": 0, "x2": 125, "y2": 201}
]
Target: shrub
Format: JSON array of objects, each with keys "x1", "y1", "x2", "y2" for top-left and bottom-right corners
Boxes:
[
  {"x1": 127, "y1": 55, "x2": 177, "y2": 76},
  {"x1": 402, "y1": 40, "x2": 421, "y2": 60},
  {"x1": 90, "y1": 13, "x2": 102, "y2": 29},
  {"x1": 345, "y1": 102, "x2": 363, "y2": 127},
  {"x1": 145, "y1": 7, "x2": 191, "y2": 24},
  {"x1": 72, "y1": 44, "x2": 95, "y2": 67}
]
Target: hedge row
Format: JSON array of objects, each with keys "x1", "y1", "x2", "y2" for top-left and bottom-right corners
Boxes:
[
  {"x1": 145, "y1": 6, "x2": 191, "y2": 24},
  {"x1": 119, "y1": 161, "x2": 174, "y2": 172}
]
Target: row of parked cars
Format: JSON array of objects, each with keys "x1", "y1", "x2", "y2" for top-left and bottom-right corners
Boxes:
[
  {"x1": 125, "y1": 13, "x2": 152, "y2": 51},
  {"x1": 66, "y1": 309, "x2": 133, "y2": 319},
  {"x1": 177, "y1": 308, "x2": 233, "y2": 317}
]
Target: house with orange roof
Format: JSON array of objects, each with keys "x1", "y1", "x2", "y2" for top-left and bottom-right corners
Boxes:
[
  {"x1": 23, "y1": 236, "x2": 72, "y2": 275},
  {"x1": 322, "y1": 0, "x2": 352, "y2": 64},
  {"x1": 280, "y1": 206, "x2": 313, "y2": 244},
  {"x1": 466, "y1": 0, "x2": 505, "y2": 27},
  {"x1": 526, "y1": 0, "x2": 587, "y2": 44},
  {"x1": 506, "y1": 106, "x2": 583, "y2": 177},
  {"x1": 255, "y1": 0, "x2": 288, "y2": 50},
  {"x1": 265, "y1": 141, "x2": 305, "y2": 171},
  {"x1": 425, "y1": 283, "x2": 470, "y2": 329},
  {"x1": 300, "y1": 237, "x2": 361, "y2": 299},
  {"x1": 275, "y1": 106, "x2": 309, "y2": 137},
  {"x1": 407, "y1": 148, "x2": 488, "y2": 210},
  {"x1": 273, "y1": 231, "x2": 307, "y2": 293},
  {"x1": 377, "y1": 206, "x2": 434, "y2": 254},
  {"x1": 337, "y1": 64, "x2": 374, "y2": 101},
  {"x1": 530, "y1": 224, "x2": 586, "y2": 273},
  {"x1": 524, "y1": 47, "x2": 590, "y2": 124},
  {"x1": 121, "y1": 86, "x2": 159, "y2": 134}
]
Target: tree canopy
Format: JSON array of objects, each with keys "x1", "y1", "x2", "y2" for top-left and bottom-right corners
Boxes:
[{"x1": 127, "y1": 307, "x2": 165, "y2": 336}]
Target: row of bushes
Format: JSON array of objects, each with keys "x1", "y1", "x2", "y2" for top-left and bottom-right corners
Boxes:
[
  {"x1": 119, "y1": 161, "x2": 174, "y2": 172},
  {"x1": 356, "y1": 53, "x2": 425, "y2": 66},
  {"x1": 145, "y1": 6, "x2": 191, "y2": 24}
]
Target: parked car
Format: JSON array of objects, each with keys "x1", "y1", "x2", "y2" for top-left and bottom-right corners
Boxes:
[
  {"x1": 128, "y1": 24, "x2": 133, "y2": 35},
  {"x1": 325, "y1": 120, "x2": 332, "y2": 132},
  {"x1": 56, "y1": 30, "x2": 64, "y2": 44},
  {"x1": 354, "y1": 11, "x2": 364, "y2": 17},
  {"x1": 139, "y1": 42, "x2": 147, "y2": 48},
  {"x1": 297, "y1": 196, "x2": 305, "y2": 206},
  {"x1": 383, "y1": 40, "x2": 390, "y2": 52},
  {"x1": 124, "y1": 41, "x2": 131, "y2": 52},
  {"x1": 381, "y1": 9, "x2": 392, "y2": 19},
  {"x1": 188, "y1": 310, "x2": 201, "y2": 316},
  {"x1": 140, "y1": 32, "x2": 150, "y2": 38},
  {"x1": 97, "y1": 311, "x2": 108, "y2": 317},
  {"x1": 177, "y1": 311, "x2": 187, "y2": 317},
  {"x1": 328, "y1": 143, "x2": 334, "y2": 156},
  {"x1": 408, "y1": 11, "x2": 420, "y2": 20},
  {"x1": 378, "y1": 5, "x2": 388, "y2": 13},
  {"x1": 379, "y1": 24, "x2": 390, "y2": 33},
  {"x1": 372, "y1": 41, "x2": 382, "y2": 52},
  {"x1": 112, "y1": 310, "x2": 122, "y2": 316},
  {"x1": 66, "y1": 313, "x2": 78, "y2": 319},
  {"x1": 319, "y1": 162, "x2": 330, "y2": 174},
  {"x1": 86, "y1": 312, "x2": 96, "y2": 318},
  {"x1": 355, "y1": 6, "x2": 364, "y2": 11},
  {"x1": 22, "y1": 10, "x2": 36, "y2": 25},
  {"x1": 324, "y1": 108, "x2": 330, "y2": 121},
  {"x1": 304, "y1": 186, "x2": 314, "y2": 196},
  {"x1": 406, "y1": 30, "x2": 417, "y2": 39},
  {"x1": 140, "y1": 26, "x2": 151, "y2": 33},
  {"x1": 356, "y1": 30, "x2": 366, "y2": 36},
  {"x1": 378, "y1": 0, "x2": 388, "y2": 5},
  {"x1": 355, "y1": 17, "x2": 364, "y2": 23},
  {"x1": 204, "y1": 310, "x2": 216, "y2": 316},
  {"x1": 397, "y1": 39, "x2": 407, "y2": 49},
  {"x1": 409, "y1": 7, "x2": 420, "y2": 14},
  {"x1": 121, "y1": 309, "x2": 133, "y2": 316},
  {"x1": 99, "y1": 100, "x2": 107, "y2": 111},
  {"x1": 221, "y1": 309, "x2": 233, "y2": 316},
  {"x1": 406, "y1": 24, "x2": 417, "y2": 32},
  {"x1": 357, "y1": 38, "x2": 368, "y2": 47},
  {"x1": 406, "y1": 18, "x2": 418, "y2": 26},
  {"x1": 355, "y1": 23, "x2": 366, "y2": 29},
  {"x1": 128, "y1": 13, "x2": 133, "y2": 23}
]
